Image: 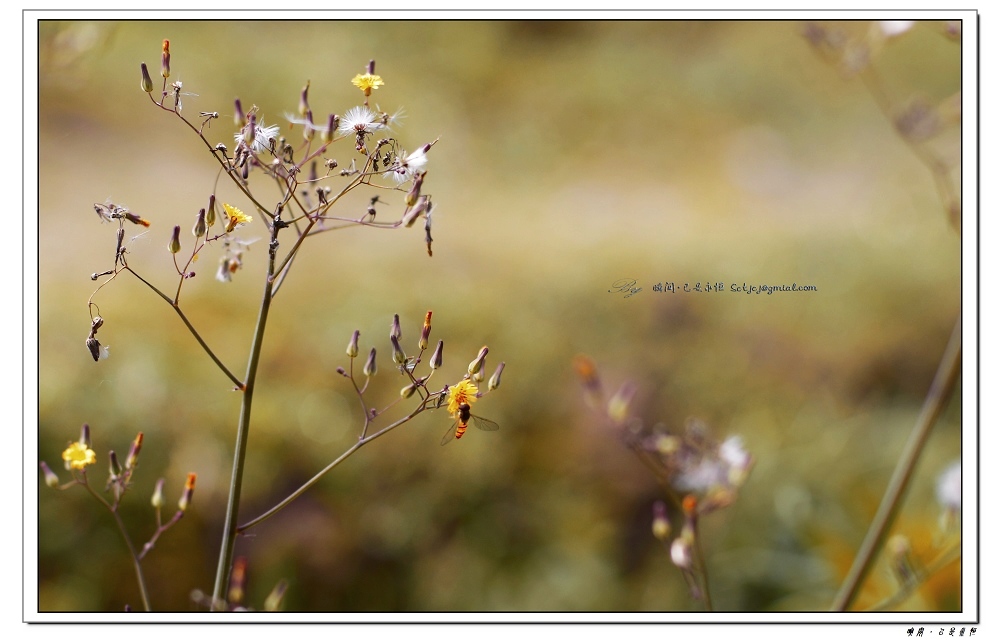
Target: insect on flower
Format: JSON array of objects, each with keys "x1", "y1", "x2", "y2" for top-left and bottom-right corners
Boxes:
[{"x1": 440, "y1": 402, "x2": 500, "y2": 446}]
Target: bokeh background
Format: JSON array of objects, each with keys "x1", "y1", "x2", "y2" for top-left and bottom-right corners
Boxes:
[{"x1": 37, "y1": 20, "x2": 962, "y2": 612}]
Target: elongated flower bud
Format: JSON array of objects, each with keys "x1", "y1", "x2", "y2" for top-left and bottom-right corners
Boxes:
[
  {"x1": 472, "y1": 359, "x2": 486, "y2": 383},
  {"x1": 419, "y1": 311, "x2": 432, "y2": 350},
  {"x1": 400, "y1": 382, "x2": 418, "y2": 398},
  {"x1": 234, "y1": 98, "x2": 246, "y2": 128},
  {"x1": 488, "y1": 362, "x2": 505, "y2": 391},
  {"x1": 140, "y1": 62, "x2": 153, "y2": 93},
  {"x1": 363, "y1": 348, "x2": 377, "y2": 376},
  {"x1": 80, "y1": 423, "x2": 91, "y2": 449},
  {"x1": 168, "y1": 225, "x2": 181, "y2": 254},
  {"x1": 108, "y1": 450, "x2": 122, "y2": 478},
  {"x1": 401, "y1": 195, "x2": 428, "y2": 228},
  {"x1": 323, "y1": 114, "x2": 337, "y2": 144},
  {"x1": 160, "y1": 39, "x2": 170, "y2": 79},
  {"x1": 151, "y1": 477, "x2": 165, "y2": 508},
  {"x1": 652, "y1": 500, "x2": 671, "y2": 541},
  {"x1": 299, "y1": 80, "x2": 310, "y2": 116},
  {"x1": 206, "y1": 195, "x2": 217, "y2": 227},
  {"x1": 391, "y1": 335, "x2": 407, "y2": 366},
  {"x1": 430, "y1": 340, "x2": 443, "y2": 370},
  {"x1": 178, "y1": 473, "x2": 196, "y2": 512},
  {"x1": 125, "y1": 432, "x2": 143, "y2": 470},
  {"x1": 193, "y1": 209, "x2": 206, "y2": 238},
  {"x1": 346, "y1": 330, "x2": 360, "y2": 358},
  {"x1": 467, "y1": 346, "x2": 488, "y2": 377},
  {"x1": 390, "y1": 314, "x2": 402, "y2": 341},
  {"x1": 405, "y1": 171, "x2": 425, "y2": 207}
]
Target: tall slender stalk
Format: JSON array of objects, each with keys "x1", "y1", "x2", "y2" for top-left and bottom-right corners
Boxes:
[
  {"x1": 210, "y1": 224, "x2": 279, "y2": 610},
  {"x1": 831, "y1": 314, "x2": 962, "y2": 611}
]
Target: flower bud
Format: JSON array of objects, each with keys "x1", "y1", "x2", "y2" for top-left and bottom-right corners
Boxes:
[
  {"x1": 168, "y1": 225, "x2": 181, "y2": 254},
  {"x1": 419, "y1": 311, "x2": 432, "y2": 350},
  {"x1": 178, "y1": 473, "x2": 196, "y2": 512},
  {"x1": 430, "y1": 340, "x2": 444, "y2": 370},
  {"x1": 323, "y1": 114, "x2": 337, "y2": 144},
  {"x1": 467, "y1": 346, "x2": 488, "y2": 377},
  {"x1": 390, "y1": 314, "x2": 402, "y2": 341},
  {"x1": 80, "y1": 423, "x2": 91, "y2": 449},
  {"x1": 192, "y1": 209, "x2": 207, "y2": 238},
  {"x1": 206, "y1": 195, "x2": 216, "y2": 228},
  {"x1": 108, "y1": 450, "x2": 122, "y2": 478},
  {"x1": 346, "y1": 330, "x2": 360, "y2": 358},
  {"x1": 405, "y1": 172, "x2": 425, "y2": 207},
  {"x1": 160, "y1": 39, "x2": 170, "y2": 79},
  {"x1": 400, "y1": 382, "x2": 418, "y2": 398},
  {"x1": 390, "y1": 335, "x2": 407, "y2": 366},
  {"x1": 472, "y1": 359, "x2": 486, "y2": 383},
  {"x1": 140, "y1": 62, "x2": 154, "y2": 93},
  {"x1": 151, "y1": 477, "x2": 165, "y2": 508},
  {"x1": 263, "y1": 580, "x2": 288, "y2": 612},
  {"x1": 125, "y1": 432, "x2": 143, "y2": 470},
  {"x1": 363, "y1": 347, "x2": 377, "y2": 377},
  {"x1": 299, "y1": 80, "x2": 310, "y2": 116},
  {"x1": 488, "y1": 362, "x2": 505, "y2": 391},
  {"x1": 652, "y1": 500, "x2": 671, "y2": 542},
  {"x1": 40, "y1": 461, "x2": 60, "y2": 488},
  {"x1": 234, "y1": 98, "x2": 246, "y2": 128},
  {"x1": 244, "y1": 113, "x2": 257, "y2": 146},
  {"x1": 401, "y1": 195, "x2": 428, "y2": 228}
]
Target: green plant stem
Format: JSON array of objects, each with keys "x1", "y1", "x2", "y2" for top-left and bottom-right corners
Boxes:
[
  {"x1": 210, "y1": 227, "x2": 279, "y2": 611},
  {"x1": 864, "y1": 543, "x2": 961, "y2": 612},
  {"x1": 831, "y1": 314, "x2": 962, "y2": 611},
  {"x1": 692, "y1": 524, "x2": 714, "y2": 611},
  {"x1": 125, "y1": 267, "x2": 243, "y2": 389},
  {"x1": 81, "y1": 480, "x2": 151, "y2": 611},
  {"x1": 236, "y1": 403, "x2": 429, "y2": 533}
]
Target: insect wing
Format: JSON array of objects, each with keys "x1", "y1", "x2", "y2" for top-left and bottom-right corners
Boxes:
[
  {"x1": 471, "y1": 415, "x2": 500, "y2": 432},
  {"x1": 440, "y1": 421, "x2": 458, "y2": 446}
]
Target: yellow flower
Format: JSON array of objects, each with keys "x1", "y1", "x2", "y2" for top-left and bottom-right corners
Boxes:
[
  {"x1": 447, "y1": 379, "x2": 479, "y2": 417},
  {"x1": 351, "y1": 73, "x2": 384, "y2": 95},
  {"x1": 222, "y1": 203, "x2": 253, "y2": 233},
  {"x1": 62, "y1": 441, "x2": 97, "y2": 471}
]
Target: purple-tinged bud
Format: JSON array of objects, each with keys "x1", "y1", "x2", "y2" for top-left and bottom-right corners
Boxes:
[
  {"x1": 168, "y1": 225, "x2": 181, "y2": 254},
  {"x1": 160, "y1": 39, "x2": 170, "y2": 79},
  {"x1": 234, "y1": 98, "x2": 246, "y2": 128},
  {"x1": 80, "y1": 423, "x2": 91, "y2": 449},
  {"x1": 400, "y1": 382, "x2": 418, "y2": 398},
  {"x1": 467, "y1": 346, "x2": 488, "y2": 377},
  {"x1": 193, "y1": 208, "x2": 207, "y2": 238},
  {"x1": 303, "y1": 110, "x2": 315, "y2": 142},
  {"x1": 140, "y1": 62, "x2": 154, "y2": 93},
  {"x1": 488, "y1": 362, "x2": 505, "y2": 391},
  {"x1": 368, "y1": 59, "x2": 376, "y2": 75},
  {"x1": 390, "y1": 314, "x2": 402, "y2": 341},
  {"x1": 108, "y1": 450, "x2": 122, "y2": 478},
  {"x1": 40, "y1": 461, "x2": 60, "y2": 488},
  {"x1": 390, "y1": 334, "x2": 407, "y2": 366},
  {"x1": 405, "y1": 171, "x2": 425, "y2": 207},
  {"x1": 206, "y1": 195, "x2": 217, "y2": 228},
  {"x1": 125, "y1": 432, "x2": 143, "y2": 470},
  {"x1": 323, "y1": 114, "x2": 337, "y2": 144},
  {"x1": 299, "y1": 80, "x2": 310, "y2": 116},
  {"x1": 244, "y1": 113, "x2": 257, "y2": 146},
  {"x1": 430, "y1": 340, "x2": 443, "y2": 370},
  {"x1": 363, "y1": 348, "x2": 377, "y2": 377},
  {"x1": 472, "y1": 359, "x2": 486, "y2": 383},
  {"x1": 151, "y1": 477, "x2": 165, "y2": 508},
  {"x1": 346, "y1": 330, "x2": 360, "y2": 358},
  {"x1": 335, "y1": 366, "x2": 347, "y2": 376}
]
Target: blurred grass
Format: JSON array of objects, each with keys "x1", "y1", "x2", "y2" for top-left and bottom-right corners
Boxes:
[{"x1": 37, "y1": 20, "x2": 961, "y2": 612}]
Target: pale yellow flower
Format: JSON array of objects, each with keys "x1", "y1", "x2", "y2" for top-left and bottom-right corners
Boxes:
[
  {"x1": 351, "y1": 73, "x2": 384, "y2": 95},
  {"x1": 62, "y1": 441, "x2": 97, "y2": 471}
]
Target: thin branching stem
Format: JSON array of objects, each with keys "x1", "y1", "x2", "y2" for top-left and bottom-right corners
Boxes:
[
  {"x1": 124, "y1": 266, "x2": 243, "y2": 389},
  {"x1": 831, "y1": 315, "x2": 962, "y2": 611},
  {"x1": 236, "y1": 401, "x2": 432, "y2": 533},
  {"x1": 81, "y1": 479, "x2": 152, "y2": 611},
  {"x1": 864, "y1": 543, "x2": 961, "y2": 612}
]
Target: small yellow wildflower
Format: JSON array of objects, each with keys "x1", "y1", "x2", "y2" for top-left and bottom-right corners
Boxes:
[
  {"x1": 62, "y1": 441, "x2": 97, "y2": 471},
  {"x1": 447, "y1": 379, "x2": 479, "y2": 417},
  {"x1": 222, "y1": 203, "x2": 253, "y2": 233},
  {"x1": 351, "y1": 73, "x2": 384, "y2": 96}
]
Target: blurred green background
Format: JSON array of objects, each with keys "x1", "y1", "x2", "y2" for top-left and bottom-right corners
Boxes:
[{"x1": 37, "y1": 20, "x2": 962, "y2": 612}]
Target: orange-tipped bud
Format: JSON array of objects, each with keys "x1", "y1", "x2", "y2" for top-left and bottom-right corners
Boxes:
[
  {"x1": 125, "y1": 432, "x2": 144, "y2": 470},
  {"x1": 160, "y1": 39, "x2": 170, "y2": 79},
  {"x1": 419, "y1": 311, "x2": 432, "y2": 350},
  {"x1": 178, "y1": 473, "x2": 196, "y2": 512}
]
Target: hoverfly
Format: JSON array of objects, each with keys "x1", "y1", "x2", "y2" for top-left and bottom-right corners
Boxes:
[{"x1": 441, "y1": 401, "x2": 500, "y2": 446}]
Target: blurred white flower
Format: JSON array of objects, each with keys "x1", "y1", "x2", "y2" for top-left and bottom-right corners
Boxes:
[
  {"x1": 936, "y1": 460, "x2": 961, "y2": 511},
  {"x1": 879, "y1": 21, "x2": 915, "y2": 38}
]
